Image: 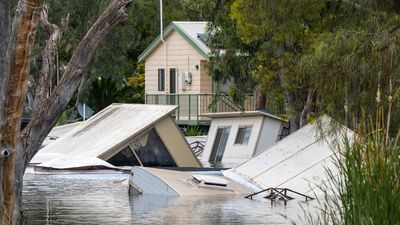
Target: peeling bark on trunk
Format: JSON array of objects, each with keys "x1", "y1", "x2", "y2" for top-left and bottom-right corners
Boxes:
[
  {"x1": 0, "y1": 0, "x2": 44, "y2": 224},
  {"x1": 254, "y1": 85, "x2": 266, "y2": 110},
  {"x1": 277, "y1": 47, "x2": 312, "y2": 133},
  {"x1": 278, "y1": 70, "x2": 299, "y2": 132},
  {"x1": 0, "y1": 0, "x2": 12, "y2": 143},
  {"x1": 33, "y1": 7, "x2": 68, "y2": 109},
  {"x1": 1, "y1": 0, "x2": 132, "y2": 224},
  {"x1": 299, "y1": 89, "x2": 315, "y2": 128}
]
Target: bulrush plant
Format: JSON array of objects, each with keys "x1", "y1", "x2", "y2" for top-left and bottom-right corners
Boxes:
[{"x1": 304, "y1": 88, "x2": 400, "y2": 225}]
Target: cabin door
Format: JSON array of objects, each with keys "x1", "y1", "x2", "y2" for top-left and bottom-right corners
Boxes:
[
  {"x1": 169, "y1": 68, "x2": 176, "y2": 105},
  {"x1": 209, "y1": 127, "x2": 230, "y2": 164}
]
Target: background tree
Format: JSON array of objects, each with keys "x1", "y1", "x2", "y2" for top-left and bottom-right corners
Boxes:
[
  {"x1": 0, "y1": 0, "x2": 131, "y2": 224},
  {"x1": 26, "y1": 0, "x2": 212, "y2": 120},
  {"x1": 205, "y1": 0, "x2": 400, "y2": 132}
]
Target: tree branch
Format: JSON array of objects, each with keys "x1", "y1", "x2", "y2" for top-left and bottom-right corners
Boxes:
[
  {"x1": 22, "y1": 0, "x2": 132, "y2": 164},
  {"x1": 33, "y1": 6, "x2": 69, "y2": 109}
]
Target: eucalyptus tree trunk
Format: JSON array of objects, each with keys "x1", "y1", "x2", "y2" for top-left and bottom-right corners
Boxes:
[
  {"x1": 0, "y1": 0, "x2": 132, "y2": 224},
  {"x1": 254, "y1": 85, "x2": 266, "y2": 110},
  {"x1": 277, "y1": 47, "x2": 313, "y2": 132},
  {"x1": 0, "y1": 1, "x2": 44, "y2": 224}
]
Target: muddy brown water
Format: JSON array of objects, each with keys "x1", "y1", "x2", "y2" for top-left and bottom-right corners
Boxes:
[{"x1": 22, "y1": 172, "x2": 316, "y2": 225}]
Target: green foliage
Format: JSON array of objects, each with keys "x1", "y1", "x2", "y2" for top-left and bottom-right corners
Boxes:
[
  {"x1": 300, "y1": 12, "x2": 400, "y2": 131},
  {"x1": 56, "y1": 111, "x2": 69, "y2": 126},
  {"x1": 206, "y1": 0, "x2": 400, "y2": 130},
  {"x1": 84, "y1": 76, "x2": 124, "y2": 112},
  {"x1": 124, "y1": 63, "x2": 145, "y2": 103},
  {"x1": 30, "y1": 0, "x2": 210, "y2": 114},
  {"x1": 184, "y1": 126, "x2": 204, "y2": 136}
]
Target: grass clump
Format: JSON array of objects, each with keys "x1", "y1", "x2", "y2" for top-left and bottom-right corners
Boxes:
[
  {"x1": 308, "y1": 108, "x2": 400, "y2": 225},
  {"x1": 184, "y1": 126, "x2": 204, "y2": 136}
]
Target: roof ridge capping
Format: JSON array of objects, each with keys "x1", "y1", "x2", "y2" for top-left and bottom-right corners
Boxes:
[{"x1": 138, "y1": 21, "x2": 210, "y2": 62}]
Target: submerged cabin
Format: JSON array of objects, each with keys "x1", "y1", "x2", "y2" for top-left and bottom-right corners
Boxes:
[
  {"x1": 128, "y1": 166, "x2": 250, "y2": 196},
  {"x1": 224, "y1": 116, "x2": 354, "y2": 196},
  {"x1": 31, "y1": 104, "x2": 201, "y2": 170},
  {"x1": 201, "y1": 110, "x2": 288, "y2": 167}
]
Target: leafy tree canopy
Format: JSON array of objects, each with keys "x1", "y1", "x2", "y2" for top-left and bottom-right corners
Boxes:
[{"x1": 206, "y1": 0, "x2": 400, "y2": 132}]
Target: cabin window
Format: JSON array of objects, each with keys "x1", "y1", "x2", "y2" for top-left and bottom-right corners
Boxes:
[
  {"x1": 158, "y1": 69, "x2": 165, "y2": 91},
  {"x1": 131, "y1": 128, "x2": 177, "y2": 167},
  {"x1": 107, "y1": 146, "x2": 142, "y2": 166},
  {"x1": 106, "y1": 128, "x2": 177, "y2": 167},
  {"x1": 235, "y1": 126, "x2": 252, "y2": 145},
  {"x1": 279, "y1": 127, "x2": 290, "y2": 140}
]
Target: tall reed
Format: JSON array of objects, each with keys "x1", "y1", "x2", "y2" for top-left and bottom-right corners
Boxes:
[{"x1": 306, "y1": 107, "x2": 400, "y2": 224}]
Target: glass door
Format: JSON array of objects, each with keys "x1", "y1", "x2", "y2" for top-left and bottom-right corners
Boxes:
[{"x1": 209, "y1": 127, "x2": 230, "y2": 163}]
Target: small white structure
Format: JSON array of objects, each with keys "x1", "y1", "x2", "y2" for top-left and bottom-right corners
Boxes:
[
  {"x1": 31, "y1": 104, "x2": 202, "y2": 170},
  {"x1": 201, "y1": 110, "x2": 288, "y2": 167},
  {"x1": 224, "y1": 116, "x2": 354, "y2": 196}
]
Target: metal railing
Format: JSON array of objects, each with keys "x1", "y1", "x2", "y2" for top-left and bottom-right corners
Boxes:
[
  {"x1": 189, "y1": 141, "x2": 205, "y2": 158},
  {"x1": 245, "y1": 187, "x2": 314, "y2": 205},
  {"x1": 145, "y1": 93, "x2": 255, "y2": 123}
]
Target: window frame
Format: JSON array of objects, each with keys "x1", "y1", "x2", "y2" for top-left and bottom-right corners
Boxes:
[
  {"x1": 158, "y1": 68, "x2": 165, "y2": 91},
  {"x1": 234, "y1": 126, "x2": 252, "y2": 145}
]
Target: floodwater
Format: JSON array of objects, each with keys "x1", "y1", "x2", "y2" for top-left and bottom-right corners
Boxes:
[{"x1": 22, "y1": 171, "x2": 316, "y2": 225}]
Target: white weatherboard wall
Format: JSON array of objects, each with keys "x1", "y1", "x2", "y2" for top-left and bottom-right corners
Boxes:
[
  {"x1": 224, "y1": 116, "x2": 353, "y2": 195},
  {"x1": 202, "y1": 116, "x2": 264, "y2": 166},
  {"x1": 145, "y1": 29, "x2": 211, "y2": 95}
]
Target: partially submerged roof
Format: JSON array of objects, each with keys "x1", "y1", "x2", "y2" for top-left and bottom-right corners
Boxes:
[
  {"x1": 138, "y1": 21, "x2": 209, "y2": 62},
  {"x1": 41, "y1": 122, "x2": 82, "y2": 147},
  {"x1": 202, "y1": 110, "x2": 287, "y2": 122},
  {"x1": 224, "y1": 115, "x2": 353, "y2": 195},
  {"x1": 31, "y1": 104, "x2": 201, "y2": 169},
  {"x1": 129, "y1": 167, "x2": 250, "y2": 196}
]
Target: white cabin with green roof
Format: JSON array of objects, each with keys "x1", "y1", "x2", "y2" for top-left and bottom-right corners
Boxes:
[{"x1": 139, "y1": 21, "x2": 254, "y2": 125}]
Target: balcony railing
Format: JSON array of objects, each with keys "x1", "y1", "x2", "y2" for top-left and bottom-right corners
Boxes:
[{"x1": 145, "y1": 93, "x2": 255, "y2": 124}]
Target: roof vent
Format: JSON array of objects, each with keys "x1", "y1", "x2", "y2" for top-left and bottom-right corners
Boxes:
[{"x1": 192, "y1": 175, "x2": 229, "y2": 187}]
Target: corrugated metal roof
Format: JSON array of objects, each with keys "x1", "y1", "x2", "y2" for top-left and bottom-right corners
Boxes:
[
  {"x1": 174, "y1": 21, "x2": 209, "y2": 54},
  {"x1": 41, "y1": 122, "x2": 82, "y2": 147},
  {"x1": 138, "y1": 21, "x2": 209, "y2": 62},
  {"x1": 31, "y1": 104, "x2": 178, "y2": 169},
  {"x1": 224, "y1": 116, "x2": 353, "y2": 195}
]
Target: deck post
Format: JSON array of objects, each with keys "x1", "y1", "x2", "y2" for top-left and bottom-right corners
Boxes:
[
  {"x1": 188, "y1": 95, "x2": 191, "y2": 120},
  {"x1": 177, "y1": 94, "x2": 180, "y2": 120},
  {"x1": 196, "y1": 94, "x2": 199, "y2": 122}
]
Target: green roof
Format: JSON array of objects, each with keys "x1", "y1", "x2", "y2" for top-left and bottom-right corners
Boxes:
[{"x1": 138, "y1": 21, "x2": 209, "y2": 62}]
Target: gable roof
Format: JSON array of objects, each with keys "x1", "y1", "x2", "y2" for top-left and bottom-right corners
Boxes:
[
  {"x1": 224, "y1": 115, "x2": 354, "y2": 195},
  {"x1": 31, "y1": 104, "x2": 201, "y2": 169},
  {"x1": 138, "y1": 21, "x2": 210, "y2": 62}
]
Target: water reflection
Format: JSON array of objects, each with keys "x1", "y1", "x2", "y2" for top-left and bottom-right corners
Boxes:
[{"x1": 23, "y1": 172, "x2": 313, "y2": 225}]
